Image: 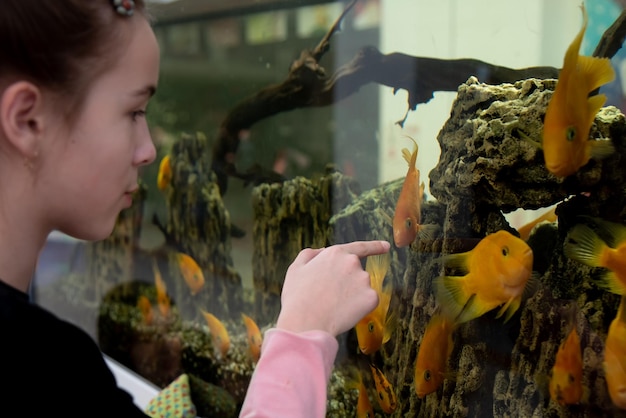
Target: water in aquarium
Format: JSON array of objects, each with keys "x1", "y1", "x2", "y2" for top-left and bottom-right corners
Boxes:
[{"x1": 33, "y1": 0, "x2": 626, "y2": 416}]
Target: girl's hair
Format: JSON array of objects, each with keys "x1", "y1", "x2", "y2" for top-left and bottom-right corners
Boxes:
[{"x1": 0, "y1": 0, "x2": 147, "y2": 117}]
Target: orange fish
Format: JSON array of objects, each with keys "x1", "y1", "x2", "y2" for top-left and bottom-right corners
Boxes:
[
  {"x1": 201, "y1": 310, "x2": 231, "y2": 358},
  {"x1": 176, "y1": 252, "x2": 205, "y2": 295},
  {"x1": 369, "y1": 363, "x2": 397, "y2": 414},
  {"x1": 516, "y1": 207, "x2": 558, "y2": 241},
  {"x1": 355, "y1": 252, "x2": 394, "y2": 355},
  {"x1": 393, "y1": 136, "x2": 425, "y2": 247},
  {"x1": 152, "y1": 258, "x2": 171, "y2": 318},
  {"x1": 345, "y1": 366, "x2": 375, "y2": 418},
  {"x1": 414, "y1": 313, "x2": 456, "y2": 398},
  {"x1": 137, "y1": 295, "x2": 154, "y2": 325},
  {"x1": 549, "y1": 306, "x2": 583, "y2": 406},
  {"x1": 157, "y1": 154, "x2": 172, "y2": 191},
  {"x1": 604, "y1": 295, "x2": 626, "y2": 409},
  {"x1": 540, "y1": 4, "x2": 615, "y2": 177},
  {"x1": 564, "y1": 218, "x2": 626, "y2": 295},
  {"x1": 241, "y1": 313, "x2": 263, "y2": 363},
  {"x1": 434, "y1": 230, "x2": 535, "y2": 324}
]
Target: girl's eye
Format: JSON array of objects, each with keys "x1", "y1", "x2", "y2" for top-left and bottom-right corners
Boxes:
[{"x1": 131, "y1": 110, "x2": 146, "y2": 121}]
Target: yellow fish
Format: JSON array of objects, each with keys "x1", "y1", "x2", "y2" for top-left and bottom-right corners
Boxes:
[
  {"x1": 604, "y1": 295, "x2": 626, "y2": 410},
  {"x1": 369, "y1": 363, "x2": 397, "y2": 414},
  {"x1": 137, "y1": 295, "x2": 154, "y2": 326},
  {"x1": 152, "y1": 258, "x2": 171, "y2": 318},
  {"x1": 540, "y1": 4, "x2": 615, "y2": 177},
  {"x1": 434, "y1": 230, "x2": 534, "y2": 324},
  {"x1": 549, "y1": 306, "x2": 584, "y2": 406},
  {"x1": 201, "y1": 310, "x2": 231, "y2": 358},
  {"x1": 393, "y1": 136, "x2": 425, "y2": 248},
  {"x1": 345, "y1": 366, "x2": 375, "y2": 418},
  {"x1": 414, "y1": 313, "x2": 456, "y2": 398},
  {"x1": 516, "y1": 207, "x2": 558, "y2": 241},
  {"x1": 564, "y1": 218, "x2": 626, "y2": 295},
  {"x1": 241, "y1": 313, "x2": 263, "y2": 363},
  {"x1": 355, "y1": 252, "x2": 394, "y2": 355},
  {"x1": 157, "y1": 154, "x2": 172, "y2": 191},
  {"x1": 176, "y1": 252, "x2": 205, "y2": 296}
]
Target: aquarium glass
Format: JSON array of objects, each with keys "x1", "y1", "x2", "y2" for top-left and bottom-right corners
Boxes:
[{"x1": 33, "y1": 0, "x2": 626, "y2": 416}]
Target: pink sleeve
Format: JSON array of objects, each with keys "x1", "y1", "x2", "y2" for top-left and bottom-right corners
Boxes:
[{"x1": 239, "y1": 328, "x2": 339, "y2": 418}]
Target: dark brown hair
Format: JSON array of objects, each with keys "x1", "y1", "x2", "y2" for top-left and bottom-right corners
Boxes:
[{"x1": 0, "y1": 0, "x2": 147, "y2": 116}]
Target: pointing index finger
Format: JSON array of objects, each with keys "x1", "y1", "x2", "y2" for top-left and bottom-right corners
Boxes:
[{"x1": 336, "y1": 240, "x2": 391, "y2": 258}]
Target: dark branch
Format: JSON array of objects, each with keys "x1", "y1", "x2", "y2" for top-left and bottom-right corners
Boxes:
[{"x1": 211, "y1": 3, "x2": 626, "y2": 196}]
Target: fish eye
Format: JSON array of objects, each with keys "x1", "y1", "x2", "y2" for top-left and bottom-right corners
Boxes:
[
  {"x1": 368, "y1": 322, "x2": 375, "y2": 333},
  {"x1": 501, "y1": 246, "x2": 509, "y2": 257},
  {"x1": 379, "y1": 391, "x2": 384, "y2": 400},
  {"x1": 568, "y1": 374, "x2": 575, "y2": 383},
  {"x1": 405, "y1": 218, "x2": 412, "y2": 229},
  {"x1": 424, "y1": 370, "x2": 431, "y2": 381},
  {"x1": 566, "y1": 126, "x2": 576, "y2": 141}
]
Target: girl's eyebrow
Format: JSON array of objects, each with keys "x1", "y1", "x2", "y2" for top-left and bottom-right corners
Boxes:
[{"x1": 131, "y1": 85, "x2": 156, "y2": 98}]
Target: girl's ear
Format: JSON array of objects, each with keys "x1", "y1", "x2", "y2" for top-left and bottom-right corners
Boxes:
[{"x1": 0, "y1": 81, "x2": 44, "y2": 158}]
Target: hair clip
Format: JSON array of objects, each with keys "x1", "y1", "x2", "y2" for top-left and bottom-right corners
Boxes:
[{"x1": 112, "y1": 0, "x2": 135, "y2": 17}]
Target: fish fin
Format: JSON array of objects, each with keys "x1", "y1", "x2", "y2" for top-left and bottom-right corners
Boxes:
[
  {"x1": 586, "y1": 94, "x2": 608, "y2": 126},
  {"x1": 597, "y1": 270, "x2": 626, "y2": 295},
  {"x1": 516, "y1": 128, "x2": 543, "y2": 150},
  {"x1": 456, "y1": 294, "x2": 493, "y2": 324},
  {"x1": 563, "y1": 224, "x2": 605, "y2": 267},
  {"x1": 584, "y1": 216, "x2": 626, "y2": 248},
  {"x1": 522, "y1": 272, "x2": 541, "y2": 301},
  {"x1": 495, "y1": 297, "x2": 521, "y2": 323},
  {"x1": 417, "y1": 224, "x2": 440, "y2": 241},
  {"x1": 577, "y1": 55, "x2": 615, "y2": 94},
  {"x1": 433, "y1": 276, "x2": 469, "y2": 321},
  {"x1": 441, "y1": 252, "x2": 470, "y2": 273}
]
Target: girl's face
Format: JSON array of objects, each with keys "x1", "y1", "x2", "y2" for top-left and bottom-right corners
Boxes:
[{"x1": 38, "y1": 17, "x2": 160, "y2": 241}]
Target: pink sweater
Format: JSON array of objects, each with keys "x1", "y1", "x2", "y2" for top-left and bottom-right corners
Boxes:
[{"x1": 239, "y1": 328, "x2": 339, "y2": 418}]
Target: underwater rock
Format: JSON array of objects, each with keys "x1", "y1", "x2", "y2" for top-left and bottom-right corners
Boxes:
[
  {"x1": 250, "y1": 165, "x2": 361, "y2": 323},
  {"x1": 315, "y1": 77, "x2": 626, "y2": 417},
  {"x1": 163, "y1": 132, "x2": 244, "y2": 321}
]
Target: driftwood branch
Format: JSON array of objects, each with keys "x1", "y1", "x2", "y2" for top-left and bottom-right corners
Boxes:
[{"x1": 211, "y1": 3, "x2": 626, "y2": 195}]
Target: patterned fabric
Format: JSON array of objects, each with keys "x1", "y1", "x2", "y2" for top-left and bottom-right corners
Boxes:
[{"x1": 145, "y1": 374, "x2": 197, "y2": 418}]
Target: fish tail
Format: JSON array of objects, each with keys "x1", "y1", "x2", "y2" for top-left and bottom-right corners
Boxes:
[
  {"x1": 366, "y1": 252, "x2": 391, "y2": 292},
  {"x1": 564, "y1": 224, "x2": 606, "y2": 267},
  {"x1": 401, "y1": 136, "x2": 418, "y2": 167},
  {"x1": 433, "y1": 275, "x2": 469, "y2": 322}
]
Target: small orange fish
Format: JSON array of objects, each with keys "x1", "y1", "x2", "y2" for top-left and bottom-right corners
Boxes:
[
  {"x1": 434, "y1": 230, "x2": 535, "y2": 324},
  {"x1": 241, "y1": 313, "x2": 263, "y2": 363},
  {"x1": 369, "y1": 363, "x2": 397, "y2": 414},
  {"x1": 414, "y1": 313, "x2": 456, "y2": 398},
  {"x1": 201, "y1": 309, "x2": 231, "y2": 358},
  {"x1": 516, "y1": 207, "x2": 558, "y2": 241},
  {"x1": 564, "y1": 218, "x2": 626, "y2": 295},
  {"x1": 176, "y1": 252, "x2": 205, "y2": 296},
  {"x1": 355, "y1": 252, "x2": 394, "y2": 355},
  {"x1": 137, "y1": 295, "x2": 154, "y2": 325},
  {"x1": 152, "y1": 258, "x2": 171, "y2": 318},
  {"x1": 549, "y1": 306, "x2": 583, "y2": 406},
  {"x1": 540, "y1": 4, "x2": 615, "y2": 177},
  {"x1": 604, "y1": 296, "x2": 626, "y2": 409},
  {"x1": 157, "y1": 154, "x2": 172, "y2": 191},
  {"x1": 393, "y1": 136, "x2": 425, "y2": 248},
  {"x1": 345, "y1": 366, "x2": 375, "y2": 418}
]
